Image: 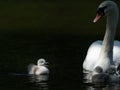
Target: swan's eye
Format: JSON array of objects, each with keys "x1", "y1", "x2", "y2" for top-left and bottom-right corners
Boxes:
[{"x1": 97, "y1": 6, "x2": 107, "y2": 16}]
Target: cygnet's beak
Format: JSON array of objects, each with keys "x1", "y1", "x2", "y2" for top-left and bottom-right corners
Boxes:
[{"x1": 45, "y1": 62, "x2": 49, "y2": 66}]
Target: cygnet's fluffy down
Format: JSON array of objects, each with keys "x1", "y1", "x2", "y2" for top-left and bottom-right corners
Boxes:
[{"x1": 28, "y1": 58, "x2": 49, "y2": 75}]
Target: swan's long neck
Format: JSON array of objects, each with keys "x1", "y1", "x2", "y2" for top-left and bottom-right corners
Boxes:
[{"x1": 99, "y1": 6, "x2": 119, "y2": 65}]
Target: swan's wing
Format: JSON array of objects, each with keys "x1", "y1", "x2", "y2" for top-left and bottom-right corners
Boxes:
[
  {"x1": 28, "y1": 64, "x2": 36, "y2": 74},
  {"x1": 83, "y1": 40, "x2": 120, "y2": 72},
  {"x1": 113, "y1": 40, "x2": 120, "y2": 65},
  {"x1": 83, "y1": 40, "x2": 102, "y2": 71}
]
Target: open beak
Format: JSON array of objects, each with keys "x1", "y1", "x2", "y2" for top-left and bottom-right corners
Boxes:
[{"x1": 93, "y1": 14, "x2": 103, "y2": 23}]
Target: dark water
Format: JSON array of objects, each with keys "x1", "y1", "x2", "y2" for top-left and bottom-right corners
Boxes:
[{"x1": 0, "y1": 31, "x2": 119, "y2": 90}]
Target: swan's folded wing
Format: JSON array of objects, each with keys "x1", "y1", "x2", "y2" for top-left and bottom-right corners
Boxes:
[{"x1": 83, "y1": 41, "x2": 102, "y2": 71}]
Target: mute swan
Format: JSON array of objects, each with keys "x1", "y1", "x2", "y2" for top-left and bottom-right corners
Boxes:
[
  {"x1": 83, "y1": 0, "x2": 120, "y2": 80},
  {"x1": 28, "y1": 58, "x2": 49, "y2": 75}
]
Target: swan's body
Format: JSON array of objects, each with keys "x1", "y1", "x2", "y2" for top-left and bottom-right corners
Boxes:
[
  {"x1": 84, "y1": 40, "x2": 120, "y2": 71},
  {"x1": 83, "y1": 1, "x2": 120, "y2": 80},
  {"x1": 28, "y1": 58, "x2": 49, "y2": 75}
]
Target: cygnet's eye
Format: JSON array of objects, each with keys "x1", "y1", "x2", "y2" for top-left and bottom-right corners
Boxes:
[{"x1": 40, "y1": 60, "x2": 45, "y2": 64}]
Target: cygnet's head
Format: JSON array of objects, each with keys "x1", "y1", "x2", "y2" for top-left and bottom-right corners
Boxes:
[
  {"x1": 92, "y1": 66, "x2": 109, "y2": 84},
  {"x1": 117, "y1": 64, "x2": 120, "y2": 73},
  {"x1": 37, "y1": 58, "x2": 47, "y2": 66},
  {"x1": 107, "y1": 66, "x2": 116, "y2": 75},
  {"x1": 94, "y1": 66, "x2": 103, "y2": 74}
]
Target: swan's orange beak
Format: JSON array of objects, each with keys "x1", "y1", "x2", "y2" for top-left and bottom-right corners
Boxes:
[{"x1": 93, "y1": 14, "x2": 102, "y2": 23}]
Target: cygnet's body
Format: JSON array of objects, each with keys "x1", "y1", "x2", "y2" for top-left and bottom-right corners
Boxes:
[
  {"x1": 28, "y1": 58, "x2": 49, "y2": 75},
  {"x1": 92, "y1": 66, "x2": 109, "y2": 84},
  {"x1": 92, "y1": 66, "x2": 119, "y2": 84},
  {"x1": 107, "y1": 66, "x2": 119, "y2": 83}
]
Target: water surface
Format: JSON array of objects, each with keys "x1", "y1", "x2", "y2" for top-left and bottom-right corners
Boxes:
[{"x1": 0, "y1": 31, "x2": 119, "y2": 90}]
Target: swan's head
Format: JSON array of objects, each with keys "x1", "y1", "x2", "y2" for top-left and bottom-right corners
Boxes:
[
  {"x1": 93, "y1": 0, "x2": 118, "y2": 23},
  {"x1": 37, "y1": 58, "x2": 48, "y2": 66}
]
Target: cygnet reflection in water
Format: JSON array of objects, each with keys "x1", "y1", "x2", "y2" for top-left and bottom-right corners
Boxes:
[
  {"x1": 28, "y1": 74, "x2": 49, "y2": 83},
  {"x1": 28, "y1": 75, "x2": 49, "y2": 90}
]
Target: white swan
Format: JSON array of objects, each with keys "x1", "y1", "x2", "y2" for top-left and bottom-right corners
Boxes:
[
  {"x1": 28, "y1": 58, "x2": 49, "y2": 75},
  {"x1": 83, "y1": 1, "x2": 120, "y2": 79}
]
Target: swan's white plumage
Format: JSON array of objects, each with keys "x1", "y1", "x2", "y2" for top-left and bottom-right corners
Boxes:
[
  {"x1": 28, "y1": 58, "x2": 49, "y2": 75},
  {"x1": 83, "y1": 40, "x2": 120, "y2": 71}
]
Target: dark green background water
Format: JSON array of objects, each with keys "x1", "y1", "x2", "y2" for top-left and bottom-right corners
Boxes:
[{"x1": 0, "y1": 0, "x2": 120, "y2": 90}]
